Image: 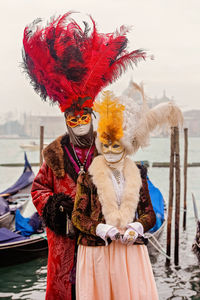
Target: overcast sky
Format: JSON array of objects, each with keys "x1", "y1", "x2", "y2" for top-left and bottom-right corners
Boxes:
[{"x1": 0, "y1": 0, "x2": 199, "y2": 121}]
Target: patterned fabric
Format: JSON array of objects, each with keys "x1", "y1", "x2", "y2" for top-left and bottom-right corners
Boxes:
[
  {"x1": 136, "y1": 176, "x2": 156, "y2": 232},
  {"x1": 31, "y1": 135, "x2": 97, "y2": 300},
  {"x1": 32, "y1": 162, "x2": 77, "y2": 300},
  {"x1": 72, "y1": 167, "x2": 156, "y2": 247},
  {"x1": 72, "y1": 173, "x2": 106, "y2": 246}
]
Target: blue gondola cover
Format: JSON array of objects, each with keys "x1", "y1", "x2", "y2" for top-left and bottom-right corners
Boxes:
[
  {"x1": 147, "y1": 178, "x2": 165, "y2": 233},
  {"x1": 15, "y1": 209, "x2": 35, "y2": 236}
]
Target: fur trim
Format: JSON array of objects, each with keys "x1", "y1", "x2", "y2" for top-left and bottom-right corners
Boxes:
[
  {"x1": 88, "y1": 156, "x2": 142, "y2": 228},
  {"x1": 43, "y1": 133, "x2": 98, "y2": 180},
  {"x1": 42, "y1": 193, "x2": 75, "y2": 237},
  {"x1": 43, "y1": 135, "x2": 65, "y2": 178}
]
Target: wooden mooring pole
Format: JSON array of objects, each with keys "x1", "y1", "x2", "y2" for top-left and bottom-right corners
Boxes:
[
  {"x1": 183, "y1": 128, "x2": 188, "y2": 230},
  {"x1": 166, "y1": 127, "x2": 175, "y2": 265},
  {"x1": 174, "y1": 127, "x2": 181, "y2": 266},
  {"x1": 40, "y1": 126, "x2": 44, "y2": 167}
]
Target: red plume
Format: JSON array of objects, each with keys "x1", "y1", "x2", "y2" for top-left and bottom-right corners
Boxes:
[{"x1": 22, "y1": 12, "x2": 146, "y2": 113}]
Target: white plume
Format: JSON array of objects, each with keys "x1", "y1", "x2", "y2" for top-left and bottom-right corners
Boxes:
[{"x1": 119, "y1": 82, "x2": 183, "y2": 154}]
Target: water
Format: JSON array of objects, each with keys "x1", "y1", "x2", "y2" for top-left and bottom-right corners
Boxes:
[{"x1": 0, "y1": 137, "x2": 199, "y2": 299}]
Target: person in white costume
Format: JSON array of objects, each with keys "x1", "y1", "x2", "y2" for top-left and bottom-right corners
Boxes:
[{"x1": 72, "y1": 89, "x2": 183, "y2": 300}]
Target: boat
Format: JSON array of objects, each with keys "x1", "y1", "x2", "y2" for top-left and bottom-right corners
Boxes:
[
  {"x1": 0, "y1": 153, "x2": 35, "y2": 229},
  {"x1": 19, "y1": 141, "x2": 47, "y2": 151},
  {"x1": 0, "y1": 154, "x2": 48, "y2": 267},
  {"x1": 0, "y1": 201, "x2": 48, "y2": 267},
  {"x1": 19, "y1": 141, "x2": 39, "y2": 151},
  {"x1": 192, "y1": 193, "x2": 200, "y2": 261}
]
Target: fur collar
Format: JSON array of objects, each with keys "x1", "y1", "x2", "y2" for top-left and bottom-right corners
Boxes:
[
  {"x1": 43, "y1": 133, "x2": 81, "y2": 180},
  {"x1": 88, "y1": 156, "x2": 142, "y2": 229},
  {"x1": 43, "y1": 135, "x2": 65, "y2": 178},
  {"x1": 43, "y1": 133, "x2": 98, "y2": 180}
]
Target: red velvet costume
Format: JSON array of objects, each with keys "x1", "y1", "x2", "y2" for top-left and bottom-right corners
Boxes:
[
  {"x1": 32, "y1": 163, "x2": 76, "y2": 299},
  {"x1": 31, "y1": 134, "x2": 97, "y2": 300}
]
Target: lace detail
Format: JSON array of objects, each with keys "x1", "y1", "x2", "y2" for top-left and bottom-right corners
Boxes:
[{"x1": 110, "y1": 168, "x2": 124, "y2": 207}]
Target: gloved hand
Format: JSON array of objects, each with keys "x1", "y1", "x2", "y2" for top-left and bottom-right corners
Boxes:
[
  {"x1": 96, "y1": 223, "x2": 120, "y2": 245},
  {"x1": 121, "y1": 222, "x2": 144, "y2": 245},
  {"x1": 121, "y1": 228, "x2": 138, "y2": 245}
]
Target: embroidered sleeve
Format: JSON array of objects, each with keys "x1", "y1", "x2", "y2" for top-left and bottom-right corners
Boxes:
[
  {"x1": 72, "y1": 174, "x2": 103, "y2": 236},
  {"x1": 135, "y1": 176, "x2": 156, "y2": 232}
]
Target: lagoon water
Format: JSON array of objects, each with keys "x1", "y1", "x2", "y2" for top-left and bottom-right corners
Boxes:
[{"x1": 0, "y1": 137, "x2": 199, "y2": 300}]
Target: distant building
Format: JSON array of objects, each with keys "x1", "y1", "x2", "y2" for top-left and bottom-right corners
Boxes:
[
  {"x1": 148, "y1": 90, "x2": 171, "y2": 108},
  {"x1": 0, "y1": 120, "x2": 26, "y2": 137},
  {"x1": 23, "y1": 114, "x2": 66, "y2": 138},
  {"x1": 122, "y1": 80, "x2": 172, "y2": 108}
]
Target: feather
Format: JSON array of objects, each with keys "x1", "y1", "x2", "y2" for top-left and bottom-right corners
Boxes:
[
  {"x1": 119, "y1": 82, "x2": 183, "y2": 154},
  {"x1": 133, "y1": 102, "x2": 183, "y2": 151},
  {"x1": 93, "y1": 91, "x2": 124, "y2": 144},
  {"x1": 22, "y1": 12, "x2": 146, "y2": 113}
]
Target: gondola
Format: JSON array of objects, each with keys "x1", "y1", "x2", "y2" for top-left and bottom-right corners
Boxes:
[
  {"x1": 0, "y1": 153, "x2": 48, "y2": 267},
  {"x1": 0, "y1": 229, "x2": 48, "y2": 267},
  {"x1": 0, "y1": 153, "x2": 35, "y2": 229},
  {"x1": 0, "y1": 200, "x2": 48, "y2": 267}
]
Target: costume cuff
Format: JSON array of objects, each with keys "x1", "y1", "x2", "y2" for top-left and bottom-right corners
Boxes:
[
  {"x1": 96, "y1": 223, "x2": 114, "y2": 246},
  {"x1": 42, "y1": 193, "x2": 74, "y2": 236},
  {"x1": 127, "y1": 222, "x2": 144, "y2": 236}
]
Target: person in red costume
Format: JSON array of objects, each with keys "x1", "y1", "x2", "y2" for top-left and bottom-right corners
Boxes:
[{"x1": 22, "y1": 12, "x2": 146, "y2": 300}]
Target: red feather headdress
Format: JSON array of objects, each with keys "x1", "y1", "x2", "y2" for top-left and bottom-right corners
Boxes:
[{"x1": 22, "y1": 12, "x2": 146, "y2": 115}]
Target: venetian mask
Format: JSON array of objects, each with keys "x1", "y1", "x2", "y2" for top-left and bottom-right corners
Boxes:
[
  {"x1": 66, "y1": 113, "x2": 92, "y2": 136},
  {"x1": 102, "y1": 140, "x2": 125, "y2": 163}
]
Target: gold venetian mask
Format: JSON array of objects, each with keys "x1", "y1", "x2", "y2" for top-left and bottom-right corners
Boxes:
[{"x1": 101, "y1": 140, "x2": 124, "y2": 154}]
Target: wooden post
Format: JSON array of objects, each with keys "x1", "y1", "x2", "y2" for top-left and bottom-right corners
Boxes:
[
  {"x1": 174, "y1": 127, "x2": 181, "y2": 266},
  {"x1": 40, "y1": 126, "x2": 44, "y2": 167},
  {"x1": 183, "y1": 128, "x2": 188, "y2": 230},
  {"x1": 166, "y1": 127, "x2": 175, "y2": 265}
]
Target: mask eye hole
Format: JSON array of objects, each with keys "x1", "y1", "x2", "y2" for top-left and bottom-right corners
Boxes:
[
  {"x1": 112, "y1": 144, "x2": 120, "y2": 148},
  {"x1": 71, "y1": 118, "x2": 78, "y2": 122},
  {"x1": 81, "y1": 115, "x2": 87, "y2": 120},
  {"x1": 103, "y1": 144, "x2": 109, "y2": 148}
]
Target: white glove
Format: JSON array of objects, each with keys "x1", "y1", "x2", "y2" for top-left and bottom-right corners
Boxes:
[
  {"x1": 96, "y1": 223, "x2": 120, "y2": 246},
  {"x1": 127, "y1": 222, "x2": 144, "y2": 236},
  {"x1": 121, "y1": 228, "x2": 138, "y2": 245},
  {"x1": 121, "y1": 222, "x2": 144, "y2": 245}
]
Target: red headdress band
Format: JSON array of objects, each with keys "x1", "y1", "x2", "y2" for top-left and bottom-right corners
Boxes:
[{"x1": 22, "y1": 12, "x2": 146, "y2": 114}]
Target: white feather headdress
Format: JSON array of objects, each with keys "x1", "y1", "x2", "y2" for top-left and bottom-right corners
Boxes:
[{"x1": 119, "y1": 82, "x2": 183, "y2": 154}]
